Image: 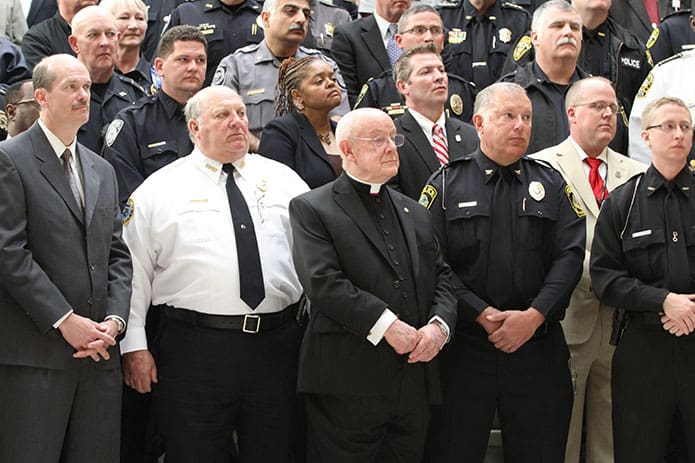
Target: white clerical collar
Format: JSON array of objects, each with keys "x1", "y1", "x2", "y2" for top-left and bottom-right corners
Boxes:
[{"x1": 346, "y1": 170, "x2": 384, "y2": 195}]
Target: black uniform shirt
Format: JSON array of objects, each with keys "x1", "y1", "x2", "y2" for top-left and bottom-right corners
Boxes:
[
  {"x1": 21, "y1": 12, "x2": 74, "y2": 69},
  {"x1": 581, "y1": 21, "x2": 611, "y2": 78},
  {"x1": 646, "y1": 9, "x2": 695, "y2": 65},
  {"x1": 166, "y1": 0, "x2": 264, "y2": 86},
  {"x1": 591, "y1": 165, "x2": 695, "y2": 312},
  {"x1": 117, "y1": 57, "x2": 159, "y2": 96},
  {"x1": 102, "y1": 90, "x2": 193, "y2": 206},
  {"x1": 420, "y1": 149, "x2": 585, "y2": 322}
]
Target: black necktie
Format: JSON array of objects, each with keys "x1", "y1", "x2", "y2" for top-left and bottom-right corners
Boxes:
[
  {"x1": 62, "y1": 148, "x2": 83, "y2": 213},
  {"x1": 223, "y1": 164, "x2": 265, "y2": 309},
  {"x1": 487, "y1": 167, "x2": 513, "y2": 307},
  {"x1": 664, "y1": 182, "x2": 690, "y2": 293},
  {"x1": 472, "y1": 14, "x2": 492, "y2": 89}
]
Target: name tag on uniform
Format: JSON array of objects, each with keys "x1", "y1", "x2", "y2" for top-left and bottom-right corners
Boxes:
[
  {"x1": 458, "y1": 201, "x2": 477, "y2": 208},
  {"x1": 632, "y1": 229, "x2": 652, "y2": 238},
  {"x1": 247, "y1": 88, "x2": 265, "y2": 96},
  {"x1": 147, "y1": 141, "x2": 166, "y2": 148}
]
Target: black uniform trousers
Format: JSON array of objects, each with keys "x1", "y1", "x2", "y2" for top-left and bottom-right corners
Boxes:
[
  {"x1": 305, "y1": 360, "x2": 429, "y2": 463},
  {"x1": 613, "y1": 317, "x2": 695, "y2": 463},
  {"x1": 155, "y1": 314, "x2": 301, "y2": 463},
  {"x1": 427, "y1": 321, "x2": 573, "y2": 463}
]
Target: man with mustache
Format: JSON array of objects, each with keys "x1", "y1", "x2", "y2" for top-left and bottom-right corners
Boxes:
[
  {"x1": 421, "y1": 82, "x2": 585, "y2": 462},
  {"x1": 68, "y1": 5, "x2": 147, "y2": 153},
  {"x1": 121, "y1": 85, "x2": 310, "y2": 462},
  {"x1": 500, "y1": 0, "x2": 587, "y2": 154},
  {"x1": 213, "y1": 0, "x2": 349, "y2": 152}
]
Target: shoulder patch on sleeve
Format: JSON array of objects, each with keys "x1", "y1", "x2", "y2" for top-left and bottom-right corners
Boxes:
[
  {"x1": 636, "y1": 72, "x2": 654, "y2": 98},
  {"x1": 419, "y1": 184, "x2": 438, "y2": 210},
  {"x1": 122, "y1": 198, "x2": 135, "y2": 225},
  {"x1": 105, "y1": 119, "x2": 124, "y2": 147},
  {"x1": 212, "y1": 65, "x2": 226, "y2": 86},
  {"x1": 513, "y1": 35, "x2": 532, "y2": 62},
  {"x1": 565, "y1": 184, "x2": 585, "y2": 218},
  {"x1": 354, "y1": 82, "x2": 370, "y2": 108},
  {"x1": 646, "y1": 27, "x2": 659, "y2": 49}
]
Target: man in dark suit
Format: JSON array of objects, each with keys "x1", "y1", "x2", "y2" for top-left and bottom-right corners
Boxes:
[
  {"x1": 610, "y1": 0, "x2": 691, "y2": 43},
  {"x1": 0, "y1": 53, "x2": 132, "y2": 463},
  {"x1": 331, "y1": 0, "x2": 412, "y2": 104},
  {"x1": 289, "y1": 107, "x2": 457, "y2": 462},
  {"x1": 391, "y1": 45, "x2": 478, "y2": 199}
]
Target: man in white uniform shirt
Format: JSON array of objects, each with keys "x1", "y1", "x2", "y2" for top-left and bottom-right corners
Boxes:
[{"x1": 119, "y1": 85, "x2": 309, "y2": 463}]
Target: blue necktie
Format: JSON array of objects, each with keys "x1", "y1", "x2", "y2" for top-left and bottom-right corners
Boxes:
[{"x1": 386, "y1": 23, "x2": 402, "y2": 67}]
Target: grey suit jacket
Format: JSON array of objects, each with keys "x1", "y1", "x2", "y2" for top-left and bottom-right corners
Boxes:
[
  {"x1": 290, "y1": 173, "x2": 456, "y2": 402},
  {"x1": 391, "y1": 110, "x2": 479, "y2": 200},
  {"x1": 531, "y1": 138, "x2": 646, "y2": 344},
  {"x1": 0, "y1": 122, "x2": 132, "y2": 370},
  {"x1": 331, "y1": 15, "x2": 391, "y2": 105}
]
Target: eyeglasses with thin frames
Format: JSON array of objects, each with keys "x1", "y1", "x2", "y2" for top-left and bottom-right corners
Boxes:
[
  {"x1": 573, "y1": 101, "x2": 619, "y2": 115},
  {"x1": 348, "y1": 134, "x2": 405, "y2": 149},
  {"x1": 399, "y1": 26, "x2": 444, "y2": 36},
  {"x1": 645, "y1": 121, "x2": 693, "y2": 133}
]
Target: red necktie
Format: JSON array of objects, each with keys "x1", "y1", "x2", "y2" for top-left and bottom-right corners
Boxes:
[
  {"x1": 643, "y1": 0, "x2": 660, "y2": 24},
  {"x1": 432, "y1": 124, "x2": 449, "y2": 165},
  {"x1": 585, "y1": 157, "x2": 607, "y2": 205}
]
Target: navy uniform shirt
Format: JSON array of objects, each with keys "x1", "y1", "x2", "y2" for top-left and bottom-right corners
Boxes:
[
  {"x1": 646, "y1": 9, "x2": 695, "y2": 65},
  {"x1": 420, "y1": 149, "x2": 585, "y2": 322},
  {"x1": 78, "y1": 73, "x2": 147, "y2": 154},
  {"x1": 102, "y1": 90, "x2": 192, "y2": 206},
  {"x1": 0, "y1": 36, "x2": 31, "y2": 86},
  {"x1": 116, "y1": 57, "x2": 161, "y2": 96},
  {"x1": 165, "y1": 0, "x2": 264, "y2": 86},
  {"x1": 354, "y1": 69, "x2": 477, "y2": 123},
  {"x1": 439, "y1": 0, "x2": 531, "y2": 90},
  {"x1": 141, "y1": 0, "x2": 186, "y2": 62},
  {"x1": 21, "y1": 12, "x2": 74, "y2": 69}
]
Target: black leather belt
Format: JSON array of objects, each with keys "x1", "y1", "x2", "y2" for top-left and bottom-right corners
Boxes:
[{"x1": 162, "y1": 303, "x2": 299, "y2": 333}]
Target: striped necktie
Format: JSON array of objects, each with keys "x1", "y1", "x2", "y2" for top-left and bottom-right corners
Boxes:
[{"x1": 432, "y1": 124, "x2": 449, "y2": 165}]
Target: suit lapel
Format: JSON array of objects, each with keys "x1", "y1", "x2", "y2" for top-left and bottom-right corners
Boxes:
[
  {"x1": 401, "y1": 111, "x2": 439, "y2": 173},
  {"x1": 333, "y1": 175, "x2": 395, "y2": 268},
  {"x1": 297, "y1": 113, "x2": 333, "y2": 170},
  {"x1": 389, "y1": 190, "x2": 419, "y2": 277},
  {"x1": 605, "y1": 148, "x2": 630, "y2": 195},
  {"x1": 361, "y1": 16, "x2": 390, "y2": 73},
  {"x1": 78, "y1": 145, "x2": 100, "y2": 226},
  {"x1": 554, "y1": 139, "x2": 600, "y2": 218},
  {"x1": 32, "y1": 126, "x2": 85, "y2": 224},
  {"x1": 627, "y1": 0, "x2": 652, "y2": 31}
]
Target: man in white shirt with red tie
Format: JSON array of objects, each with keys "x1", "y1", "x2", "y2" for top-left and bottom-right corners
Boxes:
[
  {"x1": 531, "y1": 76, "x2": 646, "y2": 463},
  {"x1": 389, "y1": 44, "x2": 479, "y2": 200},
  {"x1": 119, "y1": 85, "x2": 310, "y2": 462}
]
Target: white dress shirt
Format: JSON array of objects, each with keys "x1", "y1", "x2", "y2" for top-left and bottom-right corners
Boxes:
[{"x1": 120, "y1": 149, "x2": 310, "y2": 353}]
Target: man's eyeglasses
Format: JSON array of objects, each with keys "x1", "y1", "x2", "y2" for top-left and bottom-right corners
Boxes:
[
  {"x1": 574, "y1": 101, "x2": 619, "y2": 114},
  {"x1": 645, "y1": 121, "x2": 693, "y2": 133},
  {"x1": 349, "y1": 134, "x2": 405, "y2": 148},
  {"x1": 13, "y1": 97, "x2": 38, "y2": 107},
  {"x1": 399, "y1": 26, "x2": 444, "y2": 36}
]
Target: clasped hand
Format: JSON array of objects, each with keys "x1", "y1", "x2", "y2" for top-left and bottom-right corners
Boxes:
[{"x1": 58, "y1": 313, "x2": 118, "y2": 362}]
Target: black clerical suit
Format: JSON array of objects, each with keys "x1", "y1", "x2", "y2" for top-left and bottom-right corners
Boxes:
[
  {"x1": 421, "y1": 150, "x2": 585, "y2": 463},
  {"x1": 290, "y1": 173, "x2": 457, "y2": 463}
]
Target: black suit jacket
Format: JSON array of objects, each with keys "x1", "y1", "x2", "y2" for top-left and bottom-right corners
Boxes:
[
  {"x1": 289, "y1": 174, "x2": 456, "y2": 402},
  {"x1": 26, "y1": 0, "x2": 58, "y2": 27},
  {"x1": 0, "y1": 123, "x2": 132, "y2": 370},
  {"x1": 258, "y1": 111, "x2": 338, "y2": 189},
  {"x1": 331, "y1": 15, "x2": 391, "y2": 105},
  {"x1": 391, "y1": 110, "x2": 479, "y2": 199},
  {"x1": 609, "y1": 0, "x2": 692, "y2": 42}
]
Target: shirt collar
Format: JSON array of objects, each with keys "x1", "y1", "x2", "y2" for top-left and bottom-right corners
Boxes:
[
  {"x1": 474, "y1": 149, "x2": 522, "y2": 184},
  {"x1": 159, "y1": 90, "x2": 186, "y2": 119},
  {"x1": 373, "y1": 13, "x2": 396, "y2": 40},
  {"x1": 408, "y1": 108, "x2": 446, "y2": 138},
  {"x1": 190, "y1": 147, "x2": 250, "y2": 185},
  {"x1": 345, "y1": 170, "x2": 385, "y2": 195},
  {"x1": 37, "y1": 118, "x2": 77, "y2": 161},
  {"x1": 645, "y1": 164, "x2": 693, "y2": 197},
  {"x1": 569, "y1": 137, "x2": 608, "y2": 164}
]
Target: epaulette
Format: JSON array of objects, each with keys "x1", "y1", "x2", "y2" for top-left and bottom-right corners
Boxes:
[
  {"x1": 236, "y1": 42, "x2": 262, "y2": 54},
  {"x1": 661, "y1": 8, "x2": 692, "y2": 21},
  {"x1": 203, "y1": 1, "x2": 221, "y2": 10},
  {"x1": 501, "y1": 1, "x2": 526, "y2": 11},
  {"x1": 447, "y1": 72, "x2": 477, "y2": 89},
  {"x1": 116, "y1": 73, "x2": 147, "y2": 96},
  {"x1": 132, "y1": 93, "x2": 158, "y2": 110},
  {"x1": 300, "y1": 46, "x2": 324, "y2": 56},
  {"x1": 437, "y1": 0, "x2": 462, "y2": 9},
  {"x1": 655, "y1": 50, "x2": 686, "y2": 67},
  {"x1": 445, "y1": 153, "x2": 476, "y2": 167}
]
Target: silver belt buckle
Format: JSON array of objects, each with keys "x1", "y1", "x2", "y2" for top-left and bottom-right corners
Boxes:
[{"x1": 242, "y1": 314, "x2": 261, "y2": 334}]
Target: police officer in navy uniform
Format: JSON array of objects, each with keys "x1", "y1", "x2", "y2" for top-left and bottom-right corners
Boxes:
[
  {"x1": 165, "y1": 0, "x2": 264, "y2": 85},
  {"x1": 355, "y1": 5, "x2": 477, "y2": 122},
  {"x1": 69, "y1": 6, "x2": 148, "y2": 154},
  {"x1": 421, "y1": 81, "x2": 584, "y2": 463},
  {"x1": 309, "y1": 0, "x2": 352, "y2": 58},
  {"x1": 103, "y1": 25, "x2": 207, "y2": 206},
  {"x1": 438, "y1": 0, "x2": 531, "y2": 90},
  {"x1": 646, "y1": 9, "x2": 695, "y2": 64},
  {"x1": 141, "y1": 0, "x2": 186, "y2": 62},
  {"x1": 502, "y1": 0, "x2": 649, "y2": 155}
]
